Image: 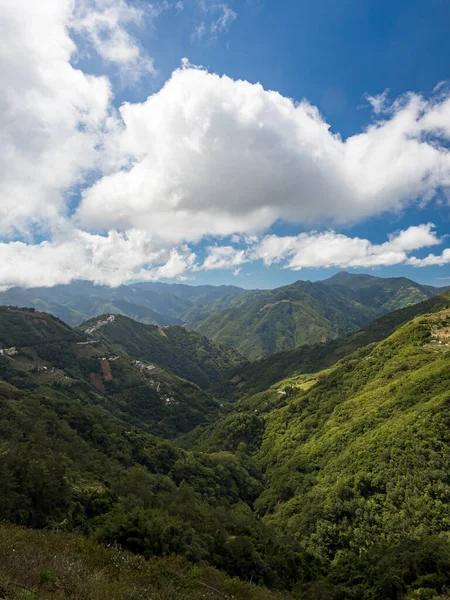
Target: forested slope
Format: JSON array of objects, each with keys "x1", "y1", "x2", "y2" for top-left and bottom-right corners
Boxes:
[
  {"x1": 0, "y1": 308, "x2": 305, "y2": 591},
  {"x1": 0, "y1": 307, "x2": 222, "y2": 438},
  {"x1": 81, "y1": 314, "x2": 247, "y2": 389},
  {"x1": 5, "y1": 303, "x2": 450, "y2": 598},
  {"x1": 194, "y1": 300, "x2": 450, "y2": 598},
  {"x1": 192, "y1": 273, "x2": 443, "y2": 360},
  {"x1": 212, "y1": 291, "x2": 450, "y2": 401}
]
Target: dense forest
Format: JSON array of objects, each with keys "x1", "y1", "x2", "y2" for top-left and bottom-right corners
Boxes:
[
  {"x1": 193, "y1": 273, "x2": 443, "y2": 360},
  {"x1": 2, "y1": 293, "x2": 450, "y2": 599}
]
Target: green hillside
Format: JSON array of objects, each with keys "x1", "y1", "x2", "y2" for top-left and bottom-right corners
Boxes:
[
  {"x1": 192, "y1": 273, "x2": 444, "y2": 360},
  {"x1": 0, "y1": 523, "x2": 291, "y2": 600},
  {"x1": 0, "y1": 307, "x2": 306, "y2": 593},
  {"x1": 192, "y1": 299, "x2": 450, "y2": 598},
  {"x1": 134, "y1": 281, "x2": 249, "y2": 324},
  {"x1": 81, "y1": 314, "x2": 247, "y2": 389},
  {"x1": 322, "y1": 271, "x2": 442, "y2": 312},
  {"x1": 5, "y1": 303, "x2": 450, "y2": 597},
  {"x1": 212, "y1": 292, "x2": 450, "y2": 401},
  {"x1": 0, "y1": 307, "x2": 220, "y2": 438}
]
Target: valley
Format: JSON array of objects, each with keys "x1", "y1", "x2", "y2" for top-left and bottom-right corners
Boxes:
[{"x1": 2, "y1": 279, "x2": 450, "y2": 599}]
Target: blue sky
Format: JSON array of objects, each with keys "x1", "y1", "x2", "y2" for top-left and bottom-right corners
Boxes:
[
  {"x1": 1, "y1": 0, "x2": 450, "y2": 290},
  {"x1": 134, "y1": 0, "x2": 450, "y2": 287}
]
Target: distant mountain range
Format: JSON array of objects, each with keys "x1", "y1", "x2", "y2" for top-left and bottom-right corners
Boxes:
[
  {"x1": 3, "y1": 289, "x2": 450, "y2": 598},
  {"x1": 0, "y1": 273, "x2": 447, "y2": 360},
  {"x1": 193, "y1": 272, "x2": 447, "y2": 359},
  {"x1": 0, "y1": 280, "x2": 247, "y2": 327}
]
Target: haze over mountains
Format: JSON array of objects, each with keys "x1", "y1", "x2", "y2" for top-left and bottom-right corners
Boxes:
[
  {"x1": 0, "y1": 280, "x2": 248, "y2": 328},
  {"x1": 1, "y1": 272, "x2": 446, "y2": 360}
]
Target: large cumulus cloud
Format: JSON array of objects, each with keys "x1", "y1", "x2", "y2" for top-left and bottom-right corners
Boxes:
[
  {"x1": 76, "y1": 66, "x2": 450, "y2": 241},
  {"x1": 2, "y1": 0, "x2": 450, "y2": 288}
]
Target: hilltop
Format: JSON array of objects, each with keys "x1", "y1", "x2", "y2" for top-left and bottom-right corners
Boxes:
[
  {"x1": 192, "y1": 273, "x2": 445, "y2": 359},
  {"x1": 0, "y1": 306, "x2": 221, "y2": 438},
  {"x1": 79, "y1": 313, "x2": 247, "y2": 389}
]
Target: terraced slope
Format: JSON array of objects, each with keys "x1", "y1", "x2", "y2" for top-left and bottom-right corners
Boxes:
[{"x1": 81, "y1": 313, "x2": 247, "y2": 389}]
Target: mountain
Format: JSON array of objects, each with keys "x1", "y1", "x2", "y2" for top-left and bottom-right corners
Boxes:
[
  {"x1": 190, "y1": 294, "x2": 450, "y2": 598},
  {"x1": 79, "y1": 313, "x2": 247, "y2": 389},
  {"x1": 322, "y1": 271, "x2": 442, "y2": 312},
  {"x1": 2, "y1": 274, "x2": 442, "y2": 358},
  {"x1": 133, "y1": 281, "x2": 250, "y2": 324},
  {"x1": 0, "y1": 306, "x2": 305, "y2": 593},
  {"x1": 0, "y1": 306, "x2": 221, "y2": 438},
  {"x1": 4, "y1": 301, "x2": 450, "y2": 597},
  {"x1": 0, "y1": 281, "x2": 248, "y2": 327},
  {"x1": 192, "y1": 273, "x2": 446, "y2": 360},
  {"x1": 212, "y1": 291, "x2": 450, "y2": 401}
]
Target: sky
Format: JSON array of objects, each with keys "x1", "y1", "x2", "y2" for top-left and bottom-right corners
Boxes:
[{"x1": 1, "y1": 0, "x2": 450, "y2": 291}]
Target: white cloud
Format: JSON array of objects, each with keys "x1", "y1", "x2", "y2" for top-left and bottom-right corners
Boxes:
[
  {"x1": 2, "y1": 1, "x2": 450, "y2": 290},
  {"x1": 210, "y1": 5, "x2": 237, "y2": 34},
  {"x1": 253, "y1": 224, "x2": 441, "y2": 270},
  {"x1": 201, "y1": 245, "x2": 249, "y2": 270},
  {"x1": 366, "y1": 89, "x2": 390, "y2": 114},
  {"x1": 0, "y1": 224, "x2": 442, "y2": 290},
  {"x1": 72, "y1": 0, "x2": 156, "y2": 81},
  {"x1": 0, "y1": 230, "x2": 195, "y2": 290},
  {"x1": 192, "y1": 3, "x2": 237, "y2": 41},
  {"x1": 408, "y1": 249, "x2": 450, "y2": 267},
  {"x1": 195, "y1": 224, "x2": 442, "y2": 272},
  {"x1": 192, "y1": 22, "x2": 207, "y2": 41},
  {"x1": 76, "y1": 67, "x2": 450, "y2": 244},
  {"x1": 0, "y1": 0, "x2": 113, "y2": 237}
]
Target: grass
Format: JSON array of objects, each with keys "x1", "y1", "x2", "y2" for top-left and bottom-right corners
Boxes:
[{"x1": 0, "y1": 523, "x2": 291, "y2": 600}]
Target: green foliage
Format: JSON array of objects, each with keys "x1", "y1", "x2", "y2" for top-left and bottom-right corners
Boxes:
[
  {"x1": 0, "y1": 304, "x2": 302, "y2": 590},
  {"x1": 240, "y1": 312, "x2": 450, "y2": 598},
  {"x1": 212, "y1": 292, "x2": 450, "y2": 401},
  {"x1": 83, "y1": 314, "x2": 246, "y2": 388},
  {"x1": 0, "y1": 383, "x2": 302, "y2": 588},
  {"x1": 0, "y1": 308, "x2": 227, "y2": 438},
  {"x1": 5, "y1": 301, "x2": 450, "y2": 598},
  {"x1": 193, "y1": 273, "x2": 443, "y2": 360},
  {"x1": 0, "y1": 522, "x2": 292, "y2": 600}
]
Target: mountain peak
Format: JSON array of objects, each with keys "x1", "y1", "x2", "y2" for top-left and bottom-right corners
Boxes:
[{"x1": 324, "y1": 271, "x2": 376, "y2": 283}]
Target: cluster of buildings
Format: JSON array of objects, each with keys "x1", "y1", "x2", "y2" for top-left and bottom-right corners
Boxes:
[
  {"x1": 100, "y1": 356, "x2": 120, "y2": 362},
  {"x1": 76, "y1": 340, "x2": 100, "y2": 346},
  {"x1": 0, "y1": 347, "x2": 18, "y2": 356},
  {"x1": 86, "y1": 314, "x2": 115, "y2": 335},
  {"x1": 133, "y1": 360, "x2": 156, "y2": 372},
  {"x1": 146, "y1": 376, "x2": 176, "y2": 405}
]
